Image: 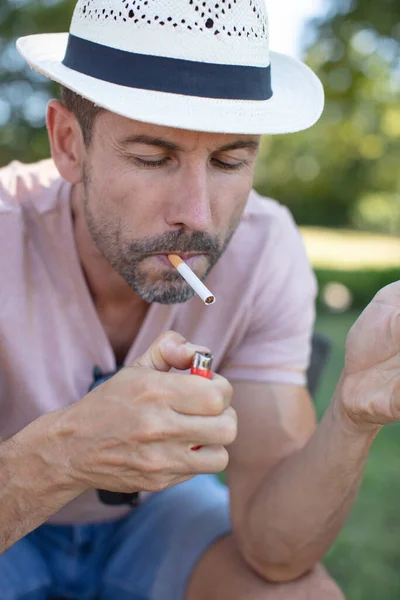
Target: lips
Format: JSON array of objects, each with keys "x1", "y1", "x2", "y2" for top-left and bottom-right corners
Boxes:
[
  {"x1": 152, "y1": 254, "x2": 204, "y2": 267},
  {"x1": 156, "y1": 253, "x2": 203, "y2": 259}
]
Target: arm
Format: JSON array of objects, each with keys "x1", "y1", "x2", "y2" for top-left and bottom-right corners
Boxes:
[
  {"x1": 0, "y1": 331, "x2": 235, "y2": 553},
  {"x1": 227, "y1": 380, "x2": 376, "y2": 583},
  {"x1": 0, "y1": 411, "x2": 83, "y2": 553}
]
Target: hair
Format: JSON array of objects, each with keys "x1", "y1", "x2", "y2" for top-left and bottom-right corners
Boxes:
[{"x1": 60, "y1": 86, "x2": 104, "y2": 146}]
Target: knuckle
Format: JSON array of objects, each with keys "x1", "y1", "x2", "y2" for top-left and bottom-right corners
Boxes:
[
  {"x1": 201, "y1": 447, "x2": 230, "y2": 474},
  {"x1": 140, "y1": 449, "x2": 166, "y2": 475},
  {"x1": 206, "y1": 387, "x2": 227, "y2": 416},
  {"x1": 135, "y1": 409, "x2": 170, "y2": 443},
  {"x1": 146, "y1": 459, "x2": 165, "y2": 475},
  {"x1": 217, "y1": 376, "x2": 233, "y2": 399},
  {"x1": 135, "y1": 413, "x2": 155, "y2": 440},
  {"x1": 224, "y1": 378, "x2": 234, "y2": 399},
  {"x1": 216, "y1": 416, "x2": 237, "y2": 446},
  {"x1": 216, "y1": 447, "x2": 230, "y2": 472},
  {"x1": 159, "y1": 329, "x2": 186, "y2": 347},
  {"x1": 206, "y1": 390, "x2": 225, "y2": 415},
  {"x1": 373, "y1": 282, "x2": 396, "y2": 302},
  {"x1": 225, "y1": 405, "x2": 237, "y2": 421},
  {"x1": 223, "y1": 409, "x2": 238, "y2": 444}
]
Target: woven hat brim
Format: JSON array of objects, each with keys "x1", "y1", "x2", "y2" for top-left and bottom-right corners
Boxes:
[{"x1": 17, "y1": 33, "x2": 324, "y2": 135}]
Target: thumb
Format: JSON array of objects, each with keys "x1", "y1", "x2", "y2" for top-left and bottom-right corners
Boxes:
[{"x1": 130, "y1": 330, "x2": 211, "y2": 372}]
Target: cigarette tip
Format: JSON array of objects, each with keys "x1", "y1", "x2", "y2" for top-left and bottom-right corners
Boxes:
[{"x1": 205, "y1": 296, "x2": 216, "y2": 305}]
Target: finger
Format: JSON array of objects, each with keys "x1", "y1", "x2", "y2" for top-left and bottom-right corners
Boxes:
[
  {"x1": 164, "y1": 372, "x2": 233, "y2": 416},
  {"x1": 186, "y1": 445, "x2": 230, "y2": 475},
  {"x1": 130, "y1": 330, "x2": 211, "y2": 372},
  {"x1": 372, "y1": 281, "x2": 400, "y2": 307},
  {"x1": 177, "y1": 407, "x2": 238, "y2": 447},
  {"x1": 154, "y1": 444, "x2": 230, "y2": 477}
]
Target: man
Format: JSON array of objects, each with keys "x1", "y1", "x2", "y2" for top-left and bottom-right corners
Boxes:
[{"x1": 1, "y1": 1, "x2": 398, "y2": 599}]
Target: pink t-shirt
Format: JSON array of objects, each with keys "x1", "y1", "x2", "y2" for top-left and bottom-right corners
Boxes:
[{"x1": 0, "y1": 159, "x2": 317, "y2": 524}]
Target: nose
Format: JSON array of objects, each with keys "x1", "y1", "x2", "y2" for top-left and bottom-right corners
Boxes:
[{"x1": 164, "y1": 163, "x2": 213, "y2": 232}]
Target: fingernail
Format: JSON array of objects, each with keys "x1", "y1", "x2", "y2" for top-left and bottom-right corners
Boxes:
[{"x1": 185, "y1": 343, "x2": 210, "y2": 354}]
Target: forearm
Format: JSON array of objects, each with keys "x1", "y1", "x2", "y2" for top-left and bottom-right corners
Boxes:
[
  {"x1": 243, "y1": 384, "x2": 378, "y2": 581},
  {"x1": 0, "y1": 411, "x2": 83, "y2": 553}
]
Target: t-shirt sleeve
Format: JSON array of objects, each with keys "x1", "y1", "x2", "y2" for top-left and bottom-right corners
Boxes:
[{"x1": 219, "y1": 205, "x2": 317, "y2": 386}]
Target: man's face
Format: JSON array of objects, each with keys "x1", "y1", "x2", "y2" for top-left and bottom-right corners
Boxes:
[{"x1": 81, "y1": 111, "x2": 260, "y2": 304}]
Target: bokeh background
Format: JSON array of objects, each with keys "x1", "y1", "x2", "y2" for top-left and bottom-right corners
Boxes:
[{"x1": 1, "y1": 1, "x2": 399, "y2": 598}]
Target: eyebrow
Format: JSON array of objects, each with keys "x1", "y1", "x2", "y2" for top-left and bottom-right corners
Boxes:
[
  {"x1": 218, "y1": 140, "x2": 260, "y2": 153},
  {"x1": 118, "y1": 134, "x2": 260, "y2": 153}
]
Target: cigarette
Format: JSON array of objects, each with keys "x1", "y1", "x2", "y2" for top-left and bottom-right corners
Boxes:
[{"x1": 168, "y1": 255, "x2": 216, "y2": 305}]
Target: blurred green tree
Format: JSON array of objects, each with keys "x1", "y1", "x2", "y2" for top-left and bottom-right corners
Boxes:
[
  {"x1": 0, "y1": 0, "x2": 75, "y2": 165},
  {"x1": 0, "y1": 0, "x2": 399, "y2": 233},
  {"x1": 254, "y1": 0, "x2": 400, "y2": 232}
]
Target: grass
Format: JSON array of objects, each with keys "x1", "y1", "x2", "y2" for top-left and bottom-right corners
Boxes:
[
  {"x1": 314, "y1": 311, "x2": 400, "y2": 600},
  {"x1": 306, "y1": 229, "x2": 400, "y2": 599},
  {"x1": 285, "y1": 228, "x2": 400, "y2": 598},
  {"x1": 220, "y1": 228, "x2": 399, "y2": 598}
]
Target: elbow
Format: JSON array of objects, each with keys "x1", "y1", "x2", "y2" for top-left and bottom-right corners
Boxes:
[
  {"x1": 241, "y1": 542, "x2": 317, "y2": 584},
  {"x1": 254, "y1": 562, "x2": 315, "y2": 584}
]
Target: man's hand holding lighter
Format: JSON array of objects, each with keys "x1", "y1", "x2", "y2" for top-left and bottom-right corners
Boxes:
[
  {"x1": 47, "y1": 281, "x2": 400, "y2": 505},
  {"x1": 46, "y1": 332, "x2": 237, "y2": 498}
]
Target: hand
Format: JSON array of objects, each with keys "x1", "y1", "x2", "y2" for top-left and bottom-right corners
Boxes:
[
  {"x1": 338, "y1": 282, "x2": 400, "y2": 433},
  {"x1": 53, "y1": 331, "x2": 236, "y2": 494}
]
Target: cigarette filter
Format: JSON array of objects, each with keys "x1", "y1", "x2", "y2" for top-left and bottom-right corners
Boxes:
[{"x1": 168, "y1": 254, "x2": 216, "y2": 305}]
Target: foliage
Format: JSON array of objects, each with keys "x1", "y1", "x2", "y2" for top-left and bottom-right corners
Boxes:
[
  {"x1": 254, "y1": 0, "x2": 400, "y2": 233},
  {"x1": 314, "y1": 310, "x2": 400, "y2": 600},
  {"x1": 1, "y1": 5, "x2": 399, "y2": 597},
  {"x1": 0, "y1": 0, "x2": 75, "y2": 165},
  {"x1": 0, "y1": 0, "x2": 399, "y2": 233},
  {"x1": 315, "y1": 266, "x2": 400, "y2": 311}
]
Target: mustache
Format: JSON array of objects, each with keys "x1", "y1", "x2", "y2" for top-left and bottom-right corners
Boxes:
[{"x1": 127, "y1": 230, "x2": 221, "y2": 256}]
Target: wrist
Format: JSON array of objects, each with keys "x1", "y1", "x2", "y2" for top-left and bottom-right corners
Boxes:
[
  {"x1": 10, "y1": 410, "x2": 87, "y2": 498},
  {"x1": 331, "y1": 374, "x2": 382, "y2": 441}
]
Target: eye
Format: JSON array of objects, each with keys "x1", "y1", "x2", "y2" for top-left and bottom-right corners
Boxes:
[
  {"x1": 212, "y1": 159, "x2": 246, "y2": 171},
  {"x1": 133, "y1": 157, "x2": 171, "y2": 168}
]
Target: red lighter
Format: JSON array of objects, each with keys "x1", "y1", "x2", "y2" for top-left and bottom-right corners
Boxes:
[
  {"x1": 190, "y1": 351, "x2": 213, "y2": 451},
  {"x1": 191, "y1": 351, "x2": 213, "y2": 379}
]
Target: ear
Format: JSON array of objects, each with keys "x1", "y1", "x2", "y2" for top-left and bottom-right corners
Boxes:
[{"x1": 46, "y1": 99, "x2": 84, "y2": 185}]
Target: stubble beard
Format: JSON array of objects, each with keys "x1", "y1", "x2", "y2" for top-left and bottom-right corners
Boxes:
[{"x1": 82, "y1": 165, "x2": 239, "y2": 304}]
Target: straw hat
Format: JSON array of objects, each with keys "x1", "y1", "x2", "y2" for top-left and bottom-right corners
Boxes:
[{"x1": 17, "y1": 0, "x2": 324, "y2": 135}]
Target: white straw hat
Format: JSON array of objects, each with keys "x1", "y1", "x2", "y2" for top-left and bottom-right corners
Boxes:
[{"x1": 16, "y1": 0, "x2": 324, "y2": 135}]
